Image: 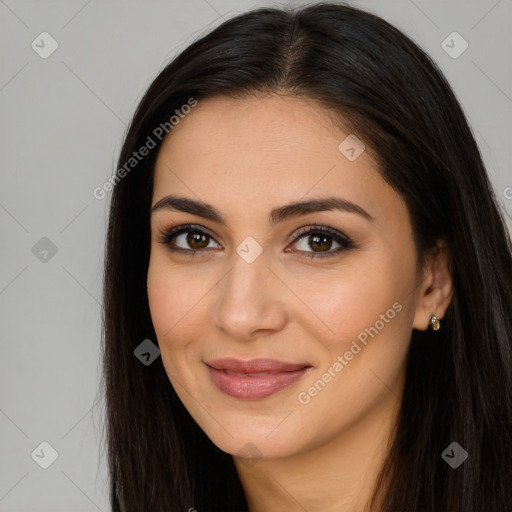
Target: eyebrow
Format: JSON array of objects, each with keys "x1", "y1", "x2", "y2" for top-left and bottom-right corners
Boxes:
[{"x1": 150, "y1": 194, "x2": 374, "y2": 225}]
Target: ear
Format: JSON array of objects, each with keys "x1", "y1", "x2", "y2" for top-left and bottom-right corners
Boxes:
[{"x1": 413, "y1": 239, "x2": 454, "y2": 331}]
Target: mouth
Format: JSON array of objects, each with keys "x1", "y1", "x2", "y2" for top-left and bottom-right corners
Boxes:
[{"x1": 205, "y1": 358, "x2": 313, "y2": 400}]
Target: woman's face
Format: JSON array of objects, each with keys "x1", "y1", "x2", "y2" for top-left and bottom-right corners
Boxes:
[{"x1": 147, "y1": 94, "x2": 424, "y2": 460}]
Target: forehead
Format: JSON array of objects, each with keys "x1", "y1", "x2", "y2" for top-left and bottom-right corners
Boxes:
[
  {"x1": 156, "y1": 94, "x2": 351, "y2": 170},
  {"x1": 152, "y1": 94, "x2": 400, "y2": 224}
]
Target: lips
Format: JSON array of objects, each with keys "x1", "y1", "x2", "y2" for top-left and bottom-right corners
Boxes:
[
  {"x1": 205, "y1": 358, "x2": 312, "y2": 399},
  {"x1": 206, "y1": 358, "x2": 310, "y2": 373}
]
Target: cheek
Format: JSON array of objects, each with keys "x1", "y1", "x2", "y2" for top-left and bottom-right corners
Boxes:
[
  {"x1": 146, "y1": 256, "x2": 197, "y2": 394},
  {"x1": 290, "y1": 268, "x2": 413, "y2": 443},
  {"x1": 147, "y1": 251, "x2": 204, "y2": 338},
  {"x1": 146, "y1": 253, "x2": 194, "y2": 368},
  {"x1": 146, "y1": 250, "x2": 221, "y2": 386},
  {"x1": 147, "y1": 258, "x2": 174, "y2": 336},
  {"x1": 289, "y1": 250, "x2": 416, "y2": 349}
]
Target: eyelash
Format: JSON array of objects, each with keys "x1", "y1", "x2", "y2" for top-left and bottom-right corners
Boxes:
[{"x1": 157, "y1": 223, "x2": 354, "y2": 260}]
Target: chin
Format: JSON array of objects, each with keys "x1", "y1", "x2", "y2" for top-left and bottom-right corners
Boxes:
[{"x1": 188, "y1": 402, "x2": 315, "y2": 461}]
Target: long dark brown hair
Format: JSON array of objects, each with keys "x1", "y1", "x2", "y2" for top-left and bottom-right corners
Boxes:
[{"x1": 100, "y1": 2, "x2": 512, "y2": 510}]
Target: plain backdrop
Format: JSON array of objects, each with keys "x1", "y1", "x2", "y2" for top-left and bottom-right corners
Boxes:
[{"x1": 1, "y1": 0, "x2": 511, "y2": 510}]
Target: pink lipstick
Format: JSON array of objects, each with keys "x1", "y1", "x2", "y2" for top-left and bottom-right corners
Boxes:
[{"x1": 205, "y1": 358, "x2": 312, "y2": 399}]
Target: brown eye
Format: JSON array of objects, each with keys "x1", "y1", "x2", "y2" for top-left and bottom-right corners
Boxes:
[
  {"x1": 184, "y1": 231, "x2": 210, "y2": 250},
  {"x1": 287, "y1": 225, "x2": 353, "y2": 259},
  {"x1": 158, "y1": 224, "x2": 221, "y2": 253},
  {"x1": 307, "y1": 233, "x2": 335, "y2": 252}
]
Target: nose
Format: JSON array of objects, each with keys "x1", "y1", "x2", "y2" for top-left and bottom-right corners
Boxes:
[{"x1": 212, "y1": 251, "x2": 288, "y2": 341}]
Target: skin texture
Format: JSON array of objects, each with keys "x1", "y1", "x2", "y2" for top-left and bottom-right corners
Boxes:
[{"x1": 147, "y1": 94, "x2": 453, "y2": 512}]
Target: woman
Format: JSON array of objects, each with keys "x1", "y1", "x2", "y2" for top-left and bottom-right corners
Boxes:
[{"x1": 101, "y1": 2, "x2": 512, "y2": 511}]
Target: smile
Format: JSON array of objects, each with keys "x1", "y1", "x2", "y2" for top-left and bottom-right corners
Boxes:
[{"x1": 205, "y1": 358, "x2": 313, "y2": 399}]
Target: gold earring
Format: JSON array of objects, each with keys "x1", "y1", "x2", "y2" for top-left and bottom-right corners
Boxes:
[{"x1": 429, "y1": 314, "x2": 441, "y2": 331}]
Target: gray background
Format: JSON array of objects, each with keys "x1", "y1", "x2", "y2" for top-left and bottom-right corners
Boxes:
[{"x1": 1, "y1": 0, "x2": 511, "y2": 510}]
